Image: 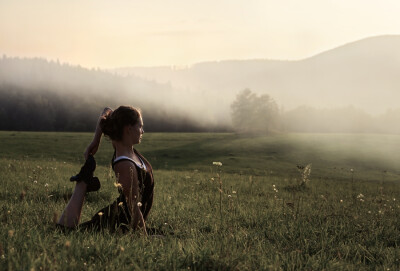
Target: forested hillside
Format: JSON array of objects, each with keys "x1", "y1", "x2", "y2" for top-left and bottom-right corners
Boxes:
[{"x1": 0, "y1": 57, "x2": 224, "y2": 132}]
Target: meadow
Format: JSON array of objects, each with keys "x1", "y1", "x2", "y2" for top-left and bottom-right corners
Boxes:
[{"x1": 0, "y1": 131, "x2": 399, "y2": 270}]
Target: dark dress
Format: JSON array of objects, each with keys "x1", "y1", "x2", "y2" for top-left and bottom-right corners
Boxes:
[{"x1": 78, "y1": 149, "x2": 154, "y2": 232}]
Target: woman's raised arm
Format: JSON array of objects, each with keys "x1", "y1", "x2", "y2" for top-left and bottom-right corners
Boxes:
[{"x1": 84, "y1": 107, "x2": 113, "y2": 159}]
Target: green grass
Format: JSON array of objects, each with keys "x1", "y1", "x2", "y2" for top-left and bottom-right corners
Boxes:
[{"x1": 0, "y1": 131, "x2": 399, "y2": 270}]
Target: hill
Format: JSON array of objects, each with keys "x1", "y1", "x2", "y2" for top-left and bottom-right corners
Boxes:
[
  {"x1": 0, "y1": 57, "x2": 226, "y2": 132},
  {"x1": 114, "y1": 35, "x2": 400, "y2": 116}
]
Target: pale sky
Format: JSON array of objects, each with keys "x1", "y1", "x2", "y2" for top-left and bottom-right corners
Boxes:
[{"x1": 1, "y1": 0, "x2": 400, "y2": 68}]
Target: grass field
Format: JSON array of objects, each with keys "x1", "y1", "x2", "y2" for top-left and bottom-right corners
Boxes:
[{"x1": 1, "y1": 131, "x2": 399, "y2": 270}]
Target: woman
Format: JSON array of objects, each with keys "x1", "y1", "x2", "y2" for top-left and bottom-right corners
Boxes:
[{"x1": 57, "y1": 106, "x2": 154, "y2": 234}]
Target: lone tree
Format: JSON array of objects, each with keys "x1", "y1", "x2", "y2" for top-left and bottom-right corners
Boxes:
[{"x1": 231, "y1": 89, "x2": 280, "y2": 134}]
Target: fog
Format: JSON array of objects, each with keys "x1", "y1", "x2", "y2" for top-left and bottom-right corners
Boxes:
[
  {"x1": 1, "y1": 35, "x2": 400, "y2": 133},
  {"x1": 0, "y1": 56, "x2": 228, "y2": 132},
  {"x1": 113, "y1": 35, "x2": 400, "y2": 133}
]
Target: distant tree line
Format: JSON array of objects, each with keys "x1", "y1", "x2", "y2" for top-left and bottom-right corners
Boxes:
[
  {"x1": 0, "y1": 84, "x2": 209, "y2": 132},
  {"x1": 3, "y1": 83, "x2": 400, "y2": 134},
  {"x1": 0, "y1": 57, "x2": 225, "y2": 132},
  {"x1": 0, "y1": 84, "x2": 97, "y2": 131},
  {"x1": 2, "y1": 56, "x2": 400, "y2": 134},
  {"x1": 231, "y1": 89, "x2": 400, "y2": 134}
]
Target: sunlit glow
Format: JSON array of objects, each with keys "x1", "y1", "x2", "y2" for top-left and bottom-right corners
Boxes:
[{"x1": 1, "y1": 0, "x2": 400, "y2": 68}]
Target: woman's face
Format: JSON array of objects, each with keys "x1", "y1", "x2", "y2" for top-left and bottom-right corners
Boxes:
[{"x1": 129, "y1": 117, "x2": 144, "y2": 145}]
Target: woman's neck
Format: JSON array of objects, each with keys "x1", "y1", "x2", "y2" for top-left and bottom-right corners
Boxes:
[{"x1": 113, "y1": 141, "x2": 135, "y2": 158}]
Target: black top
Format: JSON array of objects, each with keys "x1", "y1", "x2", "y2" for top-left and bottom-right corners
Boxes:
[{"x1": 111, "y1": 149, "x2": 154, "y2": 221}]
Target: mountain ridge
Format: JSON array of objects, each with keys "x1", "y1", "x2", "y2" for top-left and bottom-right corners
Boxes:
[{"x1": 113, "y1": 35, "x2": 400, "y2": 115}]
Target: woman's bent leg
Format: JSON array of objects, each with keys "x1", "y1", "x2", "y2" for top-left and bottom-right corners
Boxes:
[{"x1": 58, "y1": 181, "x2": 87, "y2": 228}]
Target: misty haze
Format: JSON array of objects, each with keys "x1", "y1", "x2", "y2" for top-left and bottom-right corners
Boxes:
[{"x1": 1, "y1": 35, "x2": 400, "y2": 133}]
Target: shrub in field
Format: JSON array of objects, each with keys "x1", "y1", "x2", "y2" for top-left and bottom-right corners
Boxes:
[{"x1": 284, "y1": 163, "x2": 312, "y2": 191}]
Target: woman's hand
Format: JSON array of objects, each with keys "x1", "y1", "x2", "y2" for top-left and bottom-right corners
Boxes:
[{"x1": 100, "y1": 107, "x2": 113, "y2": 119}]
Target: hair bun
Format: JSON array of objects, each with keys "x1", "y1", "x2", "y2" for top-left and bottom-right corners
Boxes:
[
  {"x1": 99, "y1": 106, "x2": 141, "y2": 141},
  {"x1": 100, "y1": 114, "x2": 117, "y2": 139}
]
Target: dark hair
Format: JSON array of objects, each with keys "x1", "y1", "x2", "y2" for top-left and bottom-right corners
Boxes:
[{"x1": 100, "y1": 106, "x2": 141, "y2": 141}]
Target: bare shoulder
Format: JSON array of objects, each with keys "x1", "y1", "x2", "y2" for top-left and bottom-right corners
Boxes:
[{"x1": 114, "y1": 160, "x2": 138, "y2": 178}]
